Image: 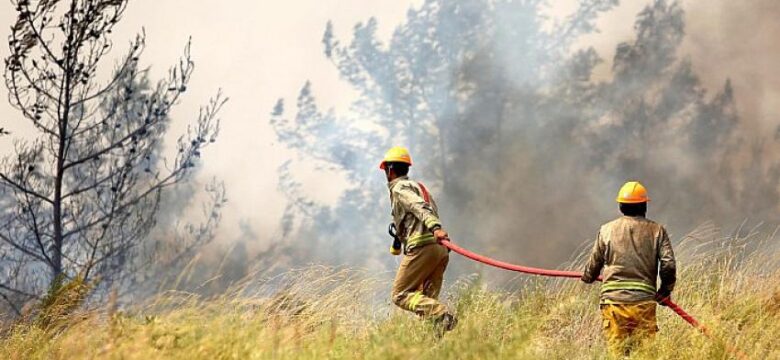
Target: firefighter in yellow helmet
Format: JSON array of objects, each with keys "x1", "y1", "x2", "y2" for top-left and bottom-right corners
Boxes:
[
  {"x1": 581, "y1": 181, "x2": 677, "y2": 356},
  {"x1": 379, "y1": 146, "x2": 457, "y2": 334}
]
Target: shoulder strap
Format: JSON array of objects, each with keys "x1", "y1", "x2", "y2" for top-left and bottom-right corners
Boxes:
[{"x1": 416, "y1": 182, "x2": 431, "y2": 204}]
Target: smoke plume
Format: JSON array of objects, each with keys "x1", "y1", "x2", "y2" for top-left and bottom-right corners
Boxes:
[{"x1": 270, "y1": 0, "x2": 780, "y2": 280}]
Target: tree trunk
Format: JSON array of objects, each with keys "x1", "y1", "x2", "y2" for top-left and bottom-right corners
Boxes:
[{"x1": 51, "y1": 0, "x2": 78, "y2": 283}]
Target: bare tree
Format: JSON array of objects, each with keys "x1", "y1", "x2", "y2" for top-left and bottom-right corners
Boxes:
[{"x1": 1, "y1": 0, "x2": 225, "y2": 314}]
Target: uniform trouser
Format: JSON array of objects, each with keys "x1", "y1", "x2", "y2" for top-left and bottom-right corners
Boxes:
[
  {"x1": 391, "y1": 243, "x2": 449, "y2": 318},
  {"x1": 600, "y1": 302, "x2": 658, "y2": 356}
]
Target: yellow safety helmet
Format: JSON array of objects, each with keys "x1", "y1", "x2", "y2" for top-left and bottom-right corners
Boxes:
[
  {"x1": 379, "y1": 146, "x2": 413, "y2": 170},
  {"x1": 616, "y1": 181, "x2": 650, "y2": 203}
]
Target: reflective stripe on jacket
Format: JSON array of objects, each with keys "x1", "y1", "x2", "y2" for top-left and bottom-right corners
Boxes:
[
  {"x1": 387, "y1": 176, "x2": 442, "y2": 250},
  {"x1": 582, "y1": 216, "x2": 677, "y2": 304}
]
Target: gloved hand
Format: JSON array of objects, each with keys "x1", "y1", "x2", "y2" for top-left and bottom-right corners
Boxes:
[{"x1": 656, "y1": 288, "x2": 672, "y2": 306}]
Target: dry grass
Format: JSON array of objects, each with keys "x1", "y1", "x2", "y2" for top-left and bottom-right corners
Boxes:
[{"x1": 1, "y1": 225, "x2": 778, "y2": 359}]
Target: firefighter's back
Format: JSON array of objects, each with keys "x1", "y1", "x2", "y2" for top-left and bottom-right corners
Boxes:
[{"x1": 599, "y1": 216, "x2": 666, "y2": 303}]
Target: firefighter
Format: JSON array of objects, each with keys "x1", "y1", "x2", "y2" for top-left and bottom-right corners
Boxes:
[
  {"x1": 380, "y1": 146, "x2": 457, "y2": 334},
  {"x1": 581, "y1": 181, "x2": 677, "y2": 356}
]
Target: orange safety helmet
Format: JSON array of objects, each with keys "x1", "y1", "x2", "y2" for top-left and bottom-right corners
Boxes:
[
  {"x1": 616, "y1": 181, "x2": 650, "y2": 203},
  {"x1": 379, "y1": 146, "x2": 413, "y2": 170}
]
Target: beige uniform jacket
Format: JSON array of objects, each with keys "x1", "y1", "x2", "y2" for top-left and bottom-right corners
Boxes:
[
  {"x1": 388, "y1": 176, "x2": 442, "y2": 250},
  {"x1": 582, "y1": 216, "x2": 676, "y2": 304}
]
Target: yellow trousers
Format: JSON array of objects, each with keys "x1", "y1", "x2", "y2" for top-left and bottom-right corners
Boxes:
[
  {"x1": 600, "y1": 302, "x2": 658, "y2": 356},
  {"x1": 391, "y1": 243, "x2": 449, "y2": 318}
]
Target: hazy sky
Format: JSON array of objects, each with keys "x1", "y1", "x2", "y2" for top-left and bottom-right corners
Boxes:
[
  {"x1": 0, "y1": 0, "x2": 422, "y2": 245},
  {"x1": 0, "y1": 1, "x2": 777, "y2": 249}
]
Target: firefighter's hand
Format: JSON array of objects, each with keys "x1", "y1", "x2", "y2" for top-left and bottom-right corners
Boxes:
[{"x1": 433, "y1": 228, "x2": 449, "y2": 243}]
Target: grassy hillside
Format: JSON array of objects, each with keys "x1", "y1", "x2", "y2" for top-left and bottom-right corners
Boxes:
[{"x1": 2, "y1": 225, "x2": 778, "y2": 359}]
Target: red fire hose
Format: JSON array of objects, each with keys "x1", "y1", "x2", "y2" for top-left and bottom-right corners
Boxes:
[{"x1": 438, "y1": 239, "x2": 746, "y2": 359}]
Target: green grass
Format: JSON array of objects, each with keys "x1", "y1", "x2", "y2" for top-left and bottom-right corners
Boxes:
[{"x1": 2, "y1": 226, "x2": 779, "y2": 359}]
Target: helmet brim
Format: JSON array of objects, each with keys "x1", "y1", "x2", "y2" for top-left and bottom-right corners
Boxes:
[
  {"x1": 616, "y1": 198, "x2": 650, "y2": 204},
  {"x1": 379, "y1": 160, "x2": 412, "y2": 170}
]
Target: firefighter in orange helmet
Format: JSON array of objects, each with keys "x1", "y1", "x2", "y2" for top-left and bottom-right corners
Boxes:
[
  {"x1": 380, "y1": 146, "x2": 457, "y2": 335},
  {"x1": 582, "y1": 181, "x2": 677, "y2": 356}
]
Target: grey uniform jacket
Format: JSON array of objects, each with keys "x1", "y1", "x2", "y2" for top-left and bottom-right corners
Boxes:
[
  {"x1": 387, "y1": 176, "x2": 442, "y2": 251},
  {"x1": 582, "y1": 216, "x2": 676, "y2": 304}
]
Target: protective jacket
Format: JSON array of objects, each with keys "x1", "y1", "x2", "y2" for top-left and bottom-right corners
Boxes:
[
  {"x1": 582, "y1": 216, "x2": 676, "y2": 304},
  {"x1": 387, "y1": 176, "x2": 442, "y2": 251}
]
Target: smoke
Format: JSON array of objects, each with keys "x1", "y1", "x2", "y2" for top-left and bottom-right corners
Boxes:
[
  {"x1": 682, "y1": 0, "x2": 780, "y2": 134},
  {"x1": 463, "y1": 0, "x2": 780, "y2": 271},
  {"x1": 271, "y1": 0, "x2": 779, "y2": 281}
]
